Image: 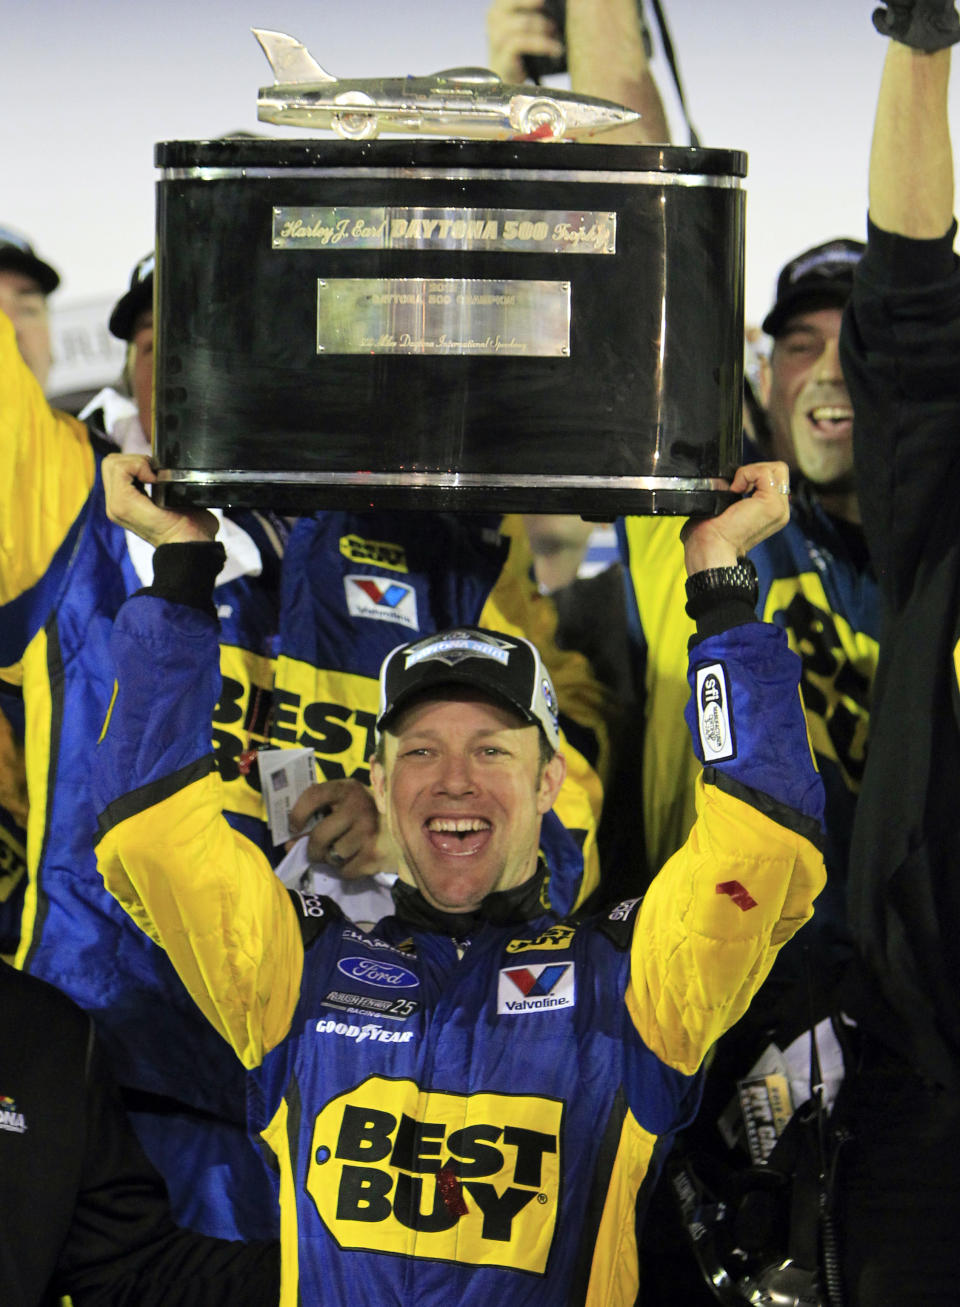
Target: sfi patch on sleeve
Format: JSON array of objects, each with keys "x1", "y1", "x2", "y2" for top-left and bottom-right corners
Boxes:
[{"x1": 695, "y1": 662, "x2": 737, "y2": 764}]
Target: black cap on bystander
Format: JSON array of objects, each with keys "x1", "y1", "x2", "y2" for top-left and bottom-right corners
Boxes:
[{"x1": 0, "y1": 226, "x2": 60, "y2": 295}]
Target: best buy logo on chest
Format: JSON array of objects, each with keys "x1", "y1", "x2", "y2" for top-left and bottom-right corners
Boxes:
[{"x1": 307, "y1": 1077, "x2": 563, "y2": 1272}]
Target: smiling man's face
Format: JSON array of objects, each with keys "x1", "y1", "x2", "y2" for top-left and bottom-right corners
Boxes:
[
  {"x1": 370, "y1": 690, "x2": 565, "y2": 914},
  {"x1": 762, "y1": 306, "x2": 858, "y2": 520}
]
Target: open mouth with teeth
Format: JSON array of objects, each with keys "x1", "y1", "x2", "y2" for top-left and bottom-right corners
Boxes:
[
  {"x1": 426, "y1": 816, "x2": 492, "y2": 857},
  {"x1": 807, "y1": 405, "x2": 853, "y2": 438}
]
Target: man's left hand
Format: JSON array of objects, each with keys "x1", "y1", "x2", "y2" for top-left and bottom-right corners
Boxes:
[{"x1": 681, "y1": 461, "x2": 790, "y2": 576}]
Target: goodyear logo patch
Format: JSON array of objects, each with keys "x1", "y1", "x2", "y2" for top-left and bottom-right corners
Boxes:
[
  {"x1": 505, "y1": 925, "x2": 575, "y2": 954},
  {"x1": 307, "y1": 1077, "x2": 563, "y2": 1271},
  {"x1": 345, "y1": 575, "x2": 419, "y2": 631},
  {"x1": 339, "y1": 534, "x2": 409, "y2": 573},
  {"x1": 315, "y1": 1018, "x2": 414, "y2": 1045},
  {"x1": 695, "y1": 662, "x2": 736, "y2": 764},
  {"x1": 497, "y1": 962, "x2": 575, "y2": 1015}
]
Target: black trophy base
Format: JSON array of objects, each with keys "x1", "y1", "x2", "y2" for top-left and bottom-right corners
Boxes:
[
  {"x1": 153, "y1": 470, "x2": 738, "y2": 517},
  {"x1": 154, "y1": 138, "x2": 746, "y2": 517}
]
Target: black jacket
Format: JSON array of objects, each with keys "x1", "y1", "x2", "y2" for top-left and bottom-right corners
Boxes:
[
  {"x1": 0, "y1": 960, "x2": 279, "y2": 1306},
  {"x1": 840, "y1": 218, "x2": 960, "y2": 1088}
]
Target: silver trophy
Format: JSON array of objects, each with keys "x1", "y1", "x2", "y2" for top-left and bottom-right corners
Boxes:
[
  {"x1": 150, "y1": 31, "x2": 744, "y2": 516},
  {"x1": 253, "y1": 28, "x2": 640, "y2": 141}
]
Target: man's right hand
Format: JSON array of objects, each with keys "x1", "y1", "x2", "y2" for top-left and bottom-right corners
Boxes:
[
  {"x1": 288, "y1": 778, "x2": 398, "y2": 880},
  {"x1": 103, "y1": 453, "x2": 218, "y2": 547},
  {"x1": 486, "y1": 0, "x2": 564, "y2": 83}
]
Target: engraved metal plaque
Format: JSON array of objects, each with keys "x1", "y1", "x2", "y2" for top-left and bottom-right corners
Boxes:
[
  {"x1": 316, "y1": 278, "x2": 571, "y2": 356},
  {"x1": 273, "y1": 206, "x2": 616, "y2": 254}
]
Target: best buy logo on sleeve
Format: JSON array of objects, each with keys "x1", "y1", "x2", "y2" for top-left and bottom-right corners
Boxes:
[{"x1": 306, "y1": 1077, "x2": 563, "y2": 1272}]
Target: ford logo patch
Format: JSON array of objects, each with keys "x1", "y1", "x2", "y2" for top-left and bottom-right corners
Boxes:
[{"x1": 337, "y1": 956, "x2": 418, "y2": 989}]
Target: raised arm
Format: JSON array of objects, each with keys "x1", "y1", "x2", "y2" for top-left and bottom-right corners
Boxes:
[
  {"x1": 485, "y1": 0, "x2": 670, "y2": 143},
  {"x1": 841, "y1": 7, "x2": 960, "y2": 600},
  {"x1": 566, "y1": 0, "x2": 670, "y2": 142},
  {"x1": 626, "y1": 464, "x2": 826, "y2": 1074},
  {"x1": 94, "y1": 456, "x2": 304, "y2": 1068},
  {"x1": 869, "y1": 40, "x2": 953, "y2": 237}
]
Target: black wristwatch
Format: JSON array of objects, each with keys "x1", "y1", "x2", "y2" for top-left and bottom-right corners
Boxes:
[{"x1": 684, "y1": 558, "x2": 759, "y2": 609}]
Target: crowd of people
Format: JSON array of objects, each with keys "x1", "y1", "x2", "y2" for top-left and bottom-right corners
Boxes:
[{"x1": 2, "y1": 1, "x2": 960, "y2": 1304}]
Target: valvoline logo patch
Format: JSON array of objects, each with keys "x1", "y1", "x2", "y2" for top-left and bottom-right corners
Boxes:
[
  {"x1": 345, "y1": 575, "x2": 419, "y2": 631},
  {"x1": 337, "y1": 956, "x2": 419, "y2": 990},
  {"x1": 497, "y1": 962, "x2": 575, "y2": 1015}
]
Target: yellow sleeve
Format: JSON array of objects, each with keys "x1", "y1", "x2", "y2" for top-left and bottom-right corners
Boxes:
[
  {"x1": 96, "y1": 768, "x2": 306, "y2": 1070},
  {"x1": 625, "y1": 776, "x2": 826, "y2": 1076},
  {"x1": 0, "y1": 309, "x2": 94, "y2": 609}
]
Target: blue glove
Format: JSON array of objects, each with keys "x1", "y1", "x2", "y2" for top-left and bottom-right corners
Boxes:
[{"x1": 873, "y1": 1, "x2": 960, "y2": 50}]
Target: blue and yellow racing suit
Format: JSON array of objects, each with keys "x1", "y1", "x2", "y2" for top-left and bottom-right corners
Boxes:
[{"x1": 93, "y1": 568, "x2": 825, "y2": 1306}]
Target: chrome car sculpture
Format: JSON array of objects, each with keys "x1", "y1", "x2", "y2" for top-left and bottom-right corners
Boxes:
[{"x1": 253, "y1": 28, "x2": 641, "y2": 141}]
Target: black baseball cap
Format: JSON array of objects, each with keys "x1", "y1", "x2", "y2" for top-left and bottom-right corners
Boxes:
[
  {"x1": 109, "y1": 251, "x2": 155, "y2": 341},
  {"x1": 0, "y1": 226, "x2": 60, "y2": 295},
  {"x1": 762, "y1": 238, "x2": 865, "y2": 338},
  {"x1": 377, "y1": 627, "x2": 561, "y2": 750}
]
